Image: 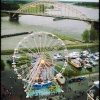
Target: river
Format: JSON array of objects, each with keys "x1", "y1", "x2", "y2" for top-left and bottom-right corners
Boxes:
[{"x1": 1, "y1": 3, "x2": 99, "y2": 50}]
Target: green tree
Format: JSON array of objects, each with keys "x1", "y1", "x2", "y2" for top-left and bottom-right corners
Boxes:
[
  {"x1": 1, "y1": 59, "x2": 5, "y2": 71},
  {"x1": 90, "y1": 27, "x2": 95, "y2": 42},
  {"x1": 17, "y1": 54, "x2": 31, "y2": 67},
  {"x1": 90, "y1": 27, "x2": 98, "y2": 42},
  {"x1": 63, "y1": 69, "x2": 80, "y2": 78},
  {"x1": 82, "y1": 30, "x2": 90, "y2": 43},
  {"x1": 94, "y1": 30, "x2": 99, "y2": 41}
]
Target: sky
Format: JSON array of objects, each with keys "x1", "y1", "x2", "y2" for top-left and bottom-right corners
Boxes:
[{"x1": 59, "y1": 0, "x2": 99, "y2": 2}]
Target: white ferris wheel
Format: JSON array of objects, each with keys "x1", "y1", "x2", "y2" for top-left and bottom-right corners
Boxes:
[{"x1": 12, "y1": 31, "x2": 68, "y2": 98}]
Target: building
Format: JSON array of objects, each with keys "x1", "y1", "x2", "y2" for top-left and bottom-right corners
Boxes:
[{"x1": 87, "y1": 81, "x2": 99, "y2": 100}]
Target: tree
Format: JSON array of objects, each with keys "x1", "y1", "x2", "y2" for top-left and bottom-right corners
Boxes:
[
  {"x1": 95, "y1": 30, "x2": 99, "y2": 41},
  {"x1": 90, "y1": 27, "x2": 95, "y2": 42},
  {"x1": 1, "y1": 59, "x2": 5, "y2": 71},
  {"x1": 17, "y1": 54, "x2": 31, "y2": 67},
  {"x1": 82, "y1": 30, "x2": 90, "y2": 43}
]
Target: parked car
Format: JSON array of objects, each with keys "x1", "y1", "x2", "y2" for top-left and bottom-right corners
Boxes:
[
  {"x1": 89, "y1": 60, "x2": 98, "y2": 66},
  {"x1": 84, "y1": 63, "x2": 93, "y2": 69},
  {"x1": 52, "y1": 53, "x2": 65, "y2": 61},
  {"x1": 68, "y1": 76, "x2": 86, "y2": 83},
  {"x1": 68, "y1": 78, "x2": 77, "y2": 83},
  {"x1": 91, "y1": 55, "x2": 99, "y2": 61},
  {"x1": 75, "y1": 76, "x2": 86, "y2": 81}
]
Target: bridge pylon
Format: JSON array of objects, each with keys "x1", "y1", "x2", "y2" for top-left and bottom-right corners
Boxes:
[
  {"x1": 88, "y1": 21, "x2": 99, "y2": 31},
  {"x1": 9, "y1": 12, "x2": 19, "y2": 21}
]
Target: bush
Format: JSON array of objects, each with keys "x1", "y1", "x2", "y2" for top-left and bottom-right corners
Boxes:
[
  {"x1": 63, "y1": 69, "x2": 80, "y2": 78},
  {"x1": 1, "y1": 59, "x2": 5, "y2": 71}
]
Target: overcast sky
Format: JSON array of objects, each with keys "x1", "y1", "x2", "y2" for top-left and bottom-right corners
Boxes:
[{"x1": 59, "y1": 0, "x2": 99, "y2": 2}]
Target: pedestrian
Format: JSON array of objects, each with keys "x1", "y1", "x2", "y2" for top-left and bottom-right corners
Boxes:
[
  {"x1": 3, "y1": 87, "x2": 6, "y2": 91},
  {"x1": 69, "y1": 87, "x2": 71, "y2": 90},
  {"x1": 8, "y1": 94, "x2": 11, "y2": 98},
  {"x1": 68, "y1": 97, "x2": 70, "y2": 100},
  {"x1": 70, "y1": 96, "x2": 72, "y2": 100},
  {"x1": 1, "y1": 82, "x2": 4, "y2": 87},
  {"x1": 20, "y1": 94, "x2": 23, "y2": 99},
  {"x1": 23, "y1": 98, "x2": 26, "y2": 100},
  {"x1": 81, "y1": 91, "x2": 84, "y2": 95},
  {"x1": 92, "y1": 80, "x2": 94, "y2": 82},
  {"x1": 2, "y1": 93, "x2": 5, "y2": 98},
  {"x1": 78, "y1": 82, "x2": 80, "y2": 85},
  {"x1": 75, "y1": 90, "x2": 76, "y2": 93},
  {"x1": 79, "y1": 90, "x2": 81, "y2": 94},
  {"x1": 4, "y1": 98, "x2": 7, "y2": 100},
  {"x1": 81, "y1": 81, "x2": 83, "y2": 84},
  {"x1": 82, "y1": 90, "x2": 85, "y2": 95},
  {"x1": 15, "y1": 79, "x2": 16, "y2": 82},
  {"x1": 62, "y1": 94, "x2": 64, "y2": 97}
]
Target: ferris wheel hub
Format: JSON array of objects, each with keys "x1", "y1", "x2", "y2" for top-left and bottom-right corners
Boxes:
[{"x1": 41, "y1": 59, "x2": 45, "y2": 64}]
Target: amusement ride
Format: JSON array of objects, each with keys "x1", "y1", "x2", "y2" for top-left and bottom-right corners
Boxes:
[{"x1": 12, "y1": 31, "x2": 68, "y2": 98}]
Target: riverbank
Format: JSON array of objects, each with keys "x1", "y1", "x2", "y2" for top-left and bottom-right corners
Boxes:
[
  {"x1": 66, "y1": 42, "x2": 99, "y2": 49},
  {"x1": 1, "y1": 42, "x2": 99, "y2": 55},
  {"x1": 1, "y1": 13, "x2": 9, "y2": 17}
]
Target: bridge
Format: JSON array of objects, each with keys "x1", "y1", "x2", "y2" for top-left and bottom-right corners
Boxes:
[{"x1": 1, "y1": 0, "x2": 99, "y2": 30}]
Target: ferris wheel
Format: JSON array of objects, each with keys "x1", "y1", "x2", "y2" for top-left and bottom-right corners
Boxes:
[{"x1": 12, "y1": 31, "x2": 68, "y2": 98}]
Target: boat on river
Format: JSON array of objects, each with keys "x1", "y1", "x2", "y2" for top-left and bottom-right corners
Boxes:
[
  {"x1": 68, "y1": 59, "x2": 82, "y2": 68},
  {"x1": 84, "y1": 63, "x2": 92, "y2": 69},
  {"x1": 68, "y1": 52, "x2": 80, "y2": 59}
]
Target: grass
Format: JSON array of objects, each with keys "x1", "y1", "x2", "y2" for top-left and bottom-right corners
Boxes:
[
  {"x1": 54, "y1": 33, "x2": 76, "y2": 41},
  {"x1": 63, "y1": 69, "x2": 99, "y2": 78},
  {"x1": 79, "y1": 71, "x2": 99, "y2": 76},
  {"x1": 1, "y1": 13, "x2": 9, "y2": 17},
  {"x1": 1, "y1": 43, "x2": 99, "y2": 55},
  {"x1": 66, "y1": 43, "x2": 99, "y2": 49}
]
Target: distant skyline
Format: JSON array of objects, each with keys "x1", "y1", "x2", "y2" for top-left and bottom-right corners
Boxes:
[{"x1": 59, "y1": 0, "x2": 99, "y2": 2}]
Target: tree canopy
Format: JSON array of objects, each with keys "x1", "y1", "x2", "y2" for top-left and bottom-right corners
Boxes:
[
  {"x1": 90, "y1": 27, "x2": 99, "y2": 42},
  {"x1": 1, "y1": 2, "x2": 20, "y2": 10},
  {"x1": 82, "y1": 27, "x2": 99, "y2": 43},
  {"x1": 1, "y1": 59, "x2": 5, "y2": 71},
  {"x1": 82, "y1": 30, "x2": 90, "y2": 43},
  {"x1": 17, "y1": 54, "x2": 31, "y2": 66}
]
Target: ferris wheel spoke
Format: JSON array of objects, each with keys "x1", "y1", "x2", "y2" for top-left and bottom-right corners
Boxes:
[
  {"x1": 16, "y1": 49, "x2": 28, "y2": 55},
  {"x1": 44, "y1": 36, "x2": 54, "y2": 52},
  {"x1": 44, "y1": 63, "x2": 62, "y2": 91},
  {"x1": 39, "y1": 34, "x2": 42, "y2": 53},
  {"x1": 25, "y1": 58, "x2": 40, "y2": 80},
  {"x1": 42, "y1": 40, "x2": 60, "y2": 56},
  {"x1": 28, "y1": 58, "x2": 41, "y2": 84},
  {"x1": 51, "y1": 41, "x2": 61, "y2": 52},
  {"x1": 30, "y1": 60, "x2": 43, "y2": 86},
  {"x1": 26, "y1": 39, "x2": 38, "y2": 53},
  {"x1": 55, "y1": 64, "x2": 63, "y2": 70},
  {"x1": 43, "y1": 34, "x2": 48, "y2": 51},
  {"x1": 18, "y1": 42, "x2": 34, "y2": 54},
  {"x1": 33, "y1": 37, "x2": 40, "y2": 53},
  {"x1": 25, "y1": 69, "x2": 34, "y2": 80},
  {"x1": 53, "y1": 68, "x2": 60, "y2": 74},
  {"x1": 27, "y1": 58, "x2": 41, "y2": 81}
]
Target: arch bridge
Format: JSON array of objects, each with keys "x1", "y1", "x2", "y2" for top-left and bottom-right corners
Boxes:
[{"x1": 1, "y1": 0, "x2": 99, "y2": 30}]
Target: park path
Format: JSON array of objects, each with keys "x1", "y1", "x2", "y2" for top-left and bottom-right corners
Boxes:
[{"x1": 74, "y1": 72, "x2": 99, "y2": 78}]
